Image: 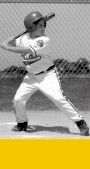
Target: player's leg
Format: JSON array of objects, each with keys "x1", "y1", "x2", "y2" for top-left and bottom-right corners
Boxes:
[
  {"x1": 13, "y1": 74, "x2": 37, "y2": 131},
  {"x1": 38, "y1": 70, "x2": 89, "y2": 135}
]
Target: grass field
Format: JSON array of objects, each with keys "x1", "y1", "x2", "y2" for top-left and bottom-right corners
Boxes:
[{"x1": 0, "y1": 76, "x2": 90, "y2": 112}]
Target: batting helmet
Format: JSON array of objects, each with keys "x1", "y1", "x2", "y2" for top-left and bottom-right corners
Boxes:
[{"x1": 24, "y1": 11, "x2": 46, "y2": 32}]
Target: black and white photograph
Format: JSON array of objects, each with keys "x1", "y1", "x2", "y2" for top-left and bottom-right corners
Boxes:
[{"x1": 0, "y1": 0, "x2": 90, "y2": 139}]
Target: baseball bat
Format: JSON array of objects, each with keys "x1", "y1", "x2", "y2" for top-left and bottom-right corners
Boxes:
[
  {"x1": 15, "y1": 12, "x2": 55, "y2": 39},
  {"x1": 44, "y1": 12, "x2": 55, "y2": 21}
]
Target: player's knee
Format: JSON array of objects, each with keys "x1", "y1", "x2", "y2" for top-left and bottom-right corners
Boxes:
[{"x1": 13, "y1": 97, "x2": 26, "y2": 107}]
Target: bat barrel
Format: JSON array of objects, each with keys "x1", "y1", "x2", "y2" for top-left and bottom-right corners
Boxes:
[{"x1": 45, "y1": 12, "x2": 55, "y2": 21}]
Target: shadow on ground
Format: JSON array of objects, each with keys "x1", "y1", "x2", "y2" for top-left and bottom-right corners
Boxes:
[
  {"x1": 6, "y1": 124, "x2": 90, "y2": 137},
  {"x1": 24, "y1": 125, "x2": 75, "y2": 134},
  {"x1": 23, "y1": 125, "x2": 90, "y2": 137}
]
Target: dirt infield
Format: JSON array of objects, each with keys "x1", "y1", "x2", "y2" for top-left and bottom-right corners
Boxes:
[{"x1": 0, "y1": 110, "x2": 90, "y2": 139}]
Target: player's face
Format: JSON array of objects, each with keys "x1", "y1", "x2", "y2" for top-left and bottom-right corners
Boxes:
[{"x1": 32, "y1": 20, "x2": 46, "y2": 37}]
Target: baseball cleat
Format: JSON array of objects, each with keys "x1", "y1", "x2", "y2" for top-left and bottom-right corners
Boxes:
[
  {"x1": 12, "y1": 122, "x2": 36, "y2": 132},
  {"x1": 75, "y1": 120, "x2": 89, "y2": 136},
  {"x1": 12, "y1": 122, "x2": 28, "y2": 131}
]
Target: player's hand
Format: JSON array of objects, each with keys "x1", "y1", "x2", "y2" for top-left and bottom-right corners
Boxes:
[
  {"x1": 0, "y1": 37, "x2": 14, "y2": 49},
  {"x1": 0, "y1": 41, "x2": 8, "y2": 49}
]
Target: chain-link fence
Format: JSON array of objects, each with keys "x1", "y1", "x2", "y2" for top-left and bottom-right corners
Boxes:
[
  {"x1": 0, "y1": 58, "x2": 90, "y2": 79},
  {"x1": 54, "y1": 58, "x2": 90, "y2": 78}
]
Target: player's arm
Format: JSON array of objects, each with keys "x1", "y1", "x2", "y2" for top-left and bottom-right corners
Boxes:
[{"x1": 0, "y1": 37, "x2": 34, "y2": 54}]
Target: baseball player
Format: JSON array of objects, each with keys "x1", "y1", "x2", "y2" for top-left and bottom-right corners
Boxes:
[{"x1": 0, "y1": 11, "x2": 89, "y2": 136}]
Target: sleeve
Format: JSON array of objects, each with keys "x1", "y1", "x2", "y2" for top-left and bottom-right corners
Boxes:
[
  {"x1": 15, "y1": 35, "x2": 36, "y2": 56},
  {"x1": 15, "y1": 37, "x2": 21, "y2": 47},
  {"x1": 15, "y1": 36, "x2": 26, "y2": 47}
]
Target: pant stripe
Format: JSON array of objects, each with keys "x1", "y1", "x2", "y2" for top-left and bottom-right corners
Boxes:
[{"x1": 54, "y1": 67, "x2": 79, "y2": 114}]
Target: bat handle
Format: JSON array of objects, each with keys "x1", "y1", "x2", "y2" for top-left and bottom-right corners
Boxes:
[{"x1": 15, "y1": 30, "x2": 27, "y2": 39}]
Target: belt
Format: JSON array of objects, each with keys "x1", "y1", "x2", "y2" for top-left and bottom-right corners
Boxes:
[{"x1": 35, "y1": 65, "x2": 55, "y2": 75}]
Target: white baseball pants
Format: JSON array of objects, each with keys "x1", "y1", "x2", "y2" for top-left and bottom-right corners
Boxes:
[{"x1": 13, "y1": 69, "x2": 83, "y2": 123}]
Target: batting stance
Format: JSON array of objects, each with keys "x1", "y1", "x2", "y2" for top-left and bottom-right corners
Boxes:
[{"x1": 1, "y1": 11, "x2": 89, "y2": 135}]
